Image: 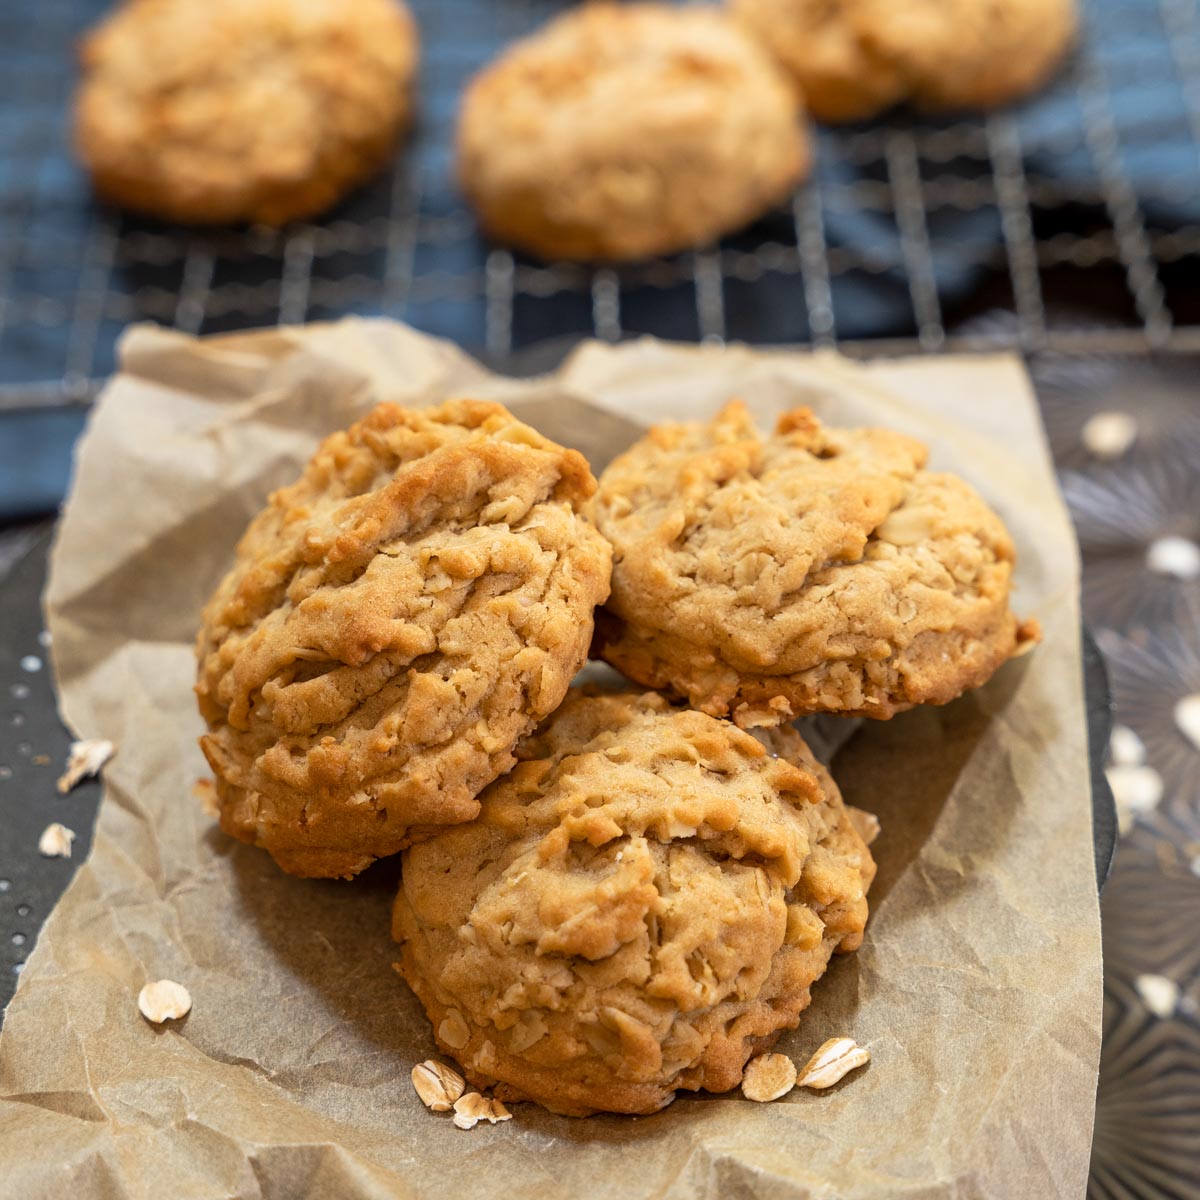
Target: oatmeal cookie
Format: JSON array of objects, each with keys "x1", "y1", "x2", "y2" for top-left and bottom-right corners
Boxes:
[
  {"x1": 393, "y1": 690, "x2": 875, "y2": 1116},
  {"x1": 457, "y1": 3, "x2": 809, "y2": 262},
  {"x1": 729, "y1": 0, "x2": 1077, "y2": 122},
  {"x1": 594, "y1": 403, "x2": 1038, "y2": 725},
  {"x1": 195, "y1": 399, "x2": 612, "y2": 878},
  {"x1": 74, "y1": 0, "x2": 418, "y2": 225}
]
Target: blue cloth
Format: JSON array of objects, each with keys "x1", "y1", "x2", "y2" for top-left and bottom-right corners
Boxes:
[
  {"x1": 0, "y1": 0, "x2": 1196, "y2": 516},
  {"x1": 0, "y1": 407, "x2": 88, "y2": 521}
]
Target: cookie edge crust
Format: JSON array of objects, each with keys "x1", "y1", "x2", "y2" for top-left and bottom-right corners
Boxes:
[{"x1": 594, "y1": 606, "x2": 1040, "y2": 725}]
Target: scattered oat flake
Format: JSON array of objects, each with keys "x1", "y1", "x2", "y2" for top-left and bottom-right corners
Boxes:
[
  {"x1": 37, "y1": 823, "x2": 75, "y2": 858},
  {"x1": 742, "y1": 1052, "x2": 797, "y2": 1102},
  {"x1": 452, "y1": 1092, "x2": 511, "y2": 1129},
  {"x1": 1146, "y1": 536, "x2": 1200, "y2": 580},
  {"x1": 138, "y1": 979, "x2": 192, "y2": 1023},
  {"x1": 1108, "y1": 724, "x2": 1145, "y2": 768},
  {"x1": 1136, "y1": 974, "x2": 1179, "y2": 1019},
  {"x1": 796, "y1": 1037, "x2": 870, "y2": 1090},
  {"x1": 31, "y1": 754, "x2": 50, "y2": 766},
  {"x1": 1080, "y1": 411, "x2": 1137, "y2": 460},
  {"x1": 412, "y1": 1060, "x2": 465, "y2": 1112},
  {"x1": 57, "y1": 739, "x2": 115, "y2": 795},
  {"x1": 1106, "y1": 764, "x2": 1163, "y2": 834},
  {"x1": 1173, "y1": 694, "x2": 1200, "y2": 752}
]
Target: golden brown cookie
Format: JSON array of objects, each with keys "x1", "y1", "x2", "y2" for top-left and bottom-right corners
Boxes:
[
  {"x1": 393, "y1": 690, "x2": 875, "y2": 1116},
  {"x1": 74, "y1": 0, "x2": 418, "y2": 225},
  {"x1": 457, "y1": 3, "x2": 810, "y2": 262},
  {"x1": 594, "y1": 403, "x2": 1038, "y2": 725},
  {"x1": 729, "y1": 0, "x2": 1077, "y2": 122},
  {"x1": 195, "y1": 400, "x2": 612, "y2": 879}
]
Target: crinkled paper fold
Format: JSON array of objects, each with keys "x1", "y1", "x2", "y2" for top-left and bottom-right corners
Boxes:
[{"x1": 0, "y1": 320, "x2": 1101, "y2": 1199}]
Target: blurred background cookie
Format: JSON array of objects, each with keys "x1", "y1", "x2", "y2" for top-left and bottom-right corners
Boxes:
[
  {"x1": 195, "y1": 399, "x2": 612, "y2": 879},
  {"x1": 74, "y1": 0, "x2": 419, "y2": 225},
  {"x1": 594, "y1": 403, "x2": 1037, "y2": 725},
  {"x1": 729, "y1": 0, "x2": 1077, "y2": 122},
  {"x1": 457, "y1": 2, "x2": 810, "y2": 261},
  {"x1": 393, "y1": 690, "x2": 875, "y2": 1116}
]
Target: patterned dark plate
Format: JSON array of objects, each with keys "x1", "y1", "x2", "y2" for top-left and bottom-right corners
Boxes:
[{"x1": 1033, "y1": 351, "x2": 1200, "y2": 1200}]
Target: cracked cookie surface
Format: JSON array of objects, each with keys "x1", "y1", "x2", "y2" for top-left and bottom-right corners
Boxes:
[
  {"x1": 457, "y1": 2, "x2": 809, "y2": 262},
  {"x1": 393, "y1": 690, "x2": 875, "y2": 1116},
  {"x1": 196, "y1": 399, "x2": 612, "y2": 878},
  {"x1": 74, "y1": 0, "x2": 418, "y2": 225},
  {"x1": 729, "y1": 0, "x2": 1076, "y2": 122},
  {"x1": 594, "y1": 403, "x2": 1037, "y2": 725}
]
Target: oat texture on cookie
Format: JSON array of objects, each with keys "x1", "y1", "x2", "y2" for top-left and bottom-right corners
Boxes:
[
  {"x1": 393, "y1": 690, "x2": 875, "y2": 1116},
  {"x1": 457, "y1": 3, "x2": 809, "y2": 262},
  {"x1": 729, "y1": 0, "x2": 1077, "y2": 122},
  {"x1": 74, "y1": 0, "x2": 419, "y2": 225},
  {"x1": 594, "y1": 402, "x2": 1038, "y2": 725},
  {"x1": 195, "y1": 399, "x2": 612, "y2": 879}
]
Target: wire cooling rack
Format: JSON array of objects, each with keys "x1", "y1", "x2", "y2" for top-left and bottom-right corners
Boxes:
[{"x1": 2, "y1": 0, "x2": 1200, "y2": 412}]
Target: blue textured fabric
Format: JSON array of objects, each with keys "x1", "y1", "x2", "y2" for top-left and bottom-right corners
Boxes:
[
  {"x1": 0, "y1": 408, "x2": 88, "y2": 520},
  {"x1": 0, "y1": 0, "x2": 1196, "y2": 516}
]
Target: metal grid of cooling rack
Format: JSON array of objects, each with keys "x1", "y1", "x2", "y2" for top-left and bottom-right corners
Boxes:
[{"x1": 1, "y1": 0, "x2": 1200, "y2": 412}]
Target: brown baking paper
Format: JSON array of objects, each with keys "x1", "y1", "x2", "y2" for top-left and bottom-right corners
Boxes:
[{"x1": 0, "y1": 320, "x2": 1101, "y2": 1199}]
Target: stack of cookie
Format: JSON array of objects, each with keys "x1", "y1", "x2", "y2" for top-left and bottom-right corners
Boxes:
[
  {"x1": 196, "y1": 395, "x2": 1035, "y2": 1115},
  {"x1": 73, "y1": 1, "x2": 1076, "y2": 256}
]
